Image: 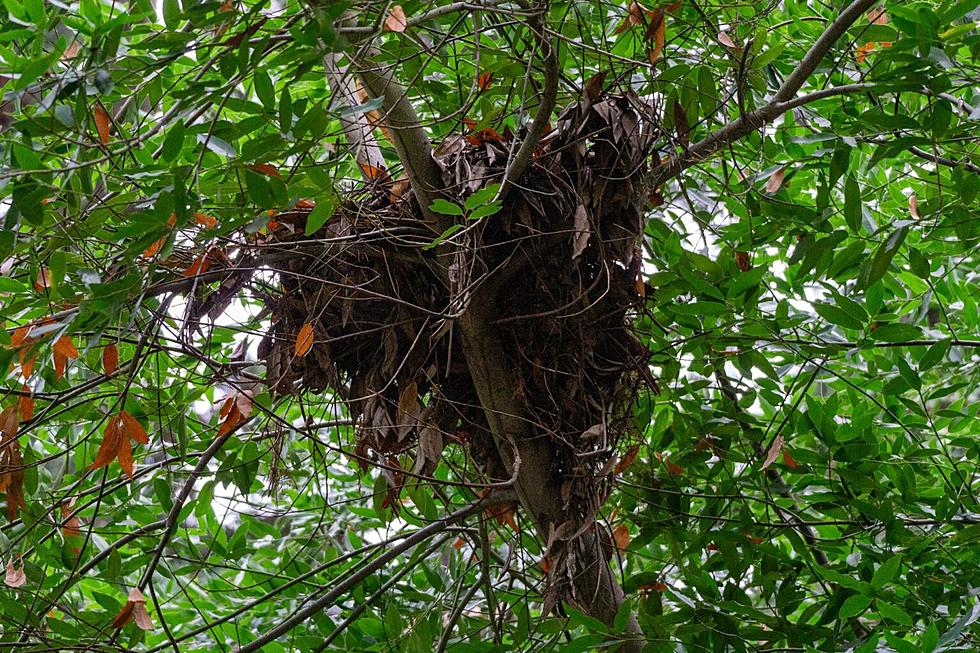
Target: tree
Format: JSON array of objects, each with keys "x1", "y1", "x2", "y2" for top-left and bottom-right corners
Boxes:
[{"x1": 1, "y1": 0, "x2": 978, "y2": 650}]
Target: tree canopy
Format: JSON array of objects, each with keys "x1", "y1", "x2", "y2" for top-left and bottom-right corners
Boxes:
[{"x1": 1, "y1": 0, "x2": 979, "y2": 651}]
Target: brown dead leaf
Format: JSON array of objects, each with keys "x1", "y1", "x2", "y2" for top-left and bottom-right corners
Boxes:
[
  {"x1": 181, "y1": 251, "x2": 213, "y2": 278},
  {"x1": 249, "y1": 162, "x2": 281, "y2": 178},
  {"x1": 103, "y1": 343, "x2": 119, "y2": 376},
  {"x1": 477, "y1": 71, "x2": 493, "y2": 92},
  {"x1": 766, "y1": 168, "x2": 786, "y2": 193},
  {"x1": 0, "y1": 406, "x2": 25, "y2": 520},
  {"x1": 614, "y1": 444, "x2": 640, "y2": 475},
  {"x1": 718, "y1": 31, "x2": 736, "y2": 48},
  {"x1": 782, "y1": 448, "x2": 799, "y2": 469},
  {"x1": 94, "y1": 103, "x2": 110, "y2": 146},
  {"x1": 4, "y1": 560, "x2": 26, "y2": 588},
  {"x1": 53, "y1": 335, "x2": 78, "y2": 380},
  {"x1": 295, "y1": 322, "x2": 314, "y2": 358},
  {"x1": 909, "y1": 193, "x2": 920, "y2": 220},
  {"x1": 194, "y1": 212, "x2": 218, "y2": 228},
  {"x1": 735, "y1": 251, "x2": 752, "y2": 272},
  {"x1": 89, "y1": 411, "x2": 148, "y2": 479},
  {"x1": 18, "y1": 388, "x2": 33, "y2": 422},
  {"x1": 762, "y1": 434, "x2": 784, "y2": 470},
  {"x1": 359, "y1": 162, "x2": 390, "y2": 182},
  {"x1": 612, "y1": 523, "x2": 630, "y2": 551},
  {"x1": 384, "y1": 5, "x2": 407, "y2": 32},
  {"x1": 61, "y1": 500, "x2": 82, "y2": 539},
  {"x1": 572, "y1": 204, "x2": 591, "y2": 259},
  {"x1": 34, "y1": 267, "x2": 51, "y2": 292},
  {"x1": 485, "y1": 501, "x2": 519, "y2": 532}
]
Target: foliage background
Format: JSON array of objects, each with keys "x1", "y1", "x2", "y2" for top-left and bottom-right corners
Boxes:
[{"x1": 1, "y1": 0, "x2": 979, "y2": 651}]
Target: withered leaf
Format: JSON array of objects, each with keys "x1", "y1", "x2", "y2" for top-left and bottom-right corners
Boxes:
[
  {"x1": 765, "y1": 168, "x2": 786, "y2": 194},
  {"x1": 102, "y1": 343, "x2": 119, "y2": 376},
  {"x1": 18, "y1": 388, "x2": 34, "y2": 422},
  {"x1": 4, "y1": 560, "x2": 26, "y2": 588},
  {"x1": 613, "y1": 523, "x2": 630, "y2": 551},
  {"x1": 295, "y1": 322, "x2": 314, "y2": 358},
  {"x1": 762, "y1": 434, "x2": 784, "y2": 470},
  {"x1": 53, "y1": 335, "x2": 78, "y2": 380},
  {"x1": 94, "y1": 103, "x2": 110, "y2": 146},
  {"x1": 383, "y1": 4, "x2": 407, "y2": 32}
]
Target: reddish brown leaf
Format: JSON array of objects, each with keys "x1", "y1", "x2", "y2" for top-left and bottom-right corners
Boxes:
[
  {"x1": 117, "y1": 436, "x2": 134, "y2": 478},
  {"x1": 111, "y1": 601, "x2": 135, "y2": 629},
  {"x1": 485, "y1": 501, "x2": 519, "y2": 532},
  {"x1": 648, "y1": 18, "x2": 666, "y2": 64},
  {"x1": 295, "y1": 322, "x2": 314, "y2": 358},
  {"x1": 119, "y1": 410, "x2": 148, "y2": 445},
  {"x1": 782, "y1": 448, "x2": 799, "y2": 469},
  {"x1": 249, "y1": 163, "x2": 281, "y2": 178},
  {"x1": 672, "y1": 97, "x2": 689, "y2": 147},
  {"x1": 0, "y1": 406, "x2": 17, "y2": 437},
  {"x1": 384, "y1": 4, "x2": 407, "y2": 32},
  {"x1": 181, "y1": 251, "x2": 213, "y2": 278},
  {"x1": 614, "y1": 444, "x2": 640, "y2": 475},
  {"x1": 294, "y1": 199, "x2": 316, "y2": 209},
  {"x1": 52, "y1": 335, "x2": 77, "y2": 380},
  {"x1": 61, "y1": 499, "x2": 82, "y2": 540},
  {"x1": 539, "y1": 554, "x2": 553, "y2": 573},
  {"x1": 869, "y1": 6, "x2": 888, "y2": 24},
  {"x1": 612, "y1": 523, "x2": 630, "y2": 551},
  {"x1": 143, "y1": 213, "x2": 177, "y2": 259},
  {"x1": 665, "y1": 460, "x2": 685, "y2": 475},
  {"x1": 18, "y1": 388, "x2": 33, "y2": 422},
  {"x1": 735, "y1": 251, "x2": 752, "y2": 272},
  {"x1": 102, "y1": 343, "x2": 119, "y2": 376},
  {"x1": 477, "y1": 71, "x2": 493, "y2": 91},
  {"x1": 89, "y1": 416, "x2": 124, "y2": 472},
  {"x1": 94, "y1": 103, "x2": 110, "y2": 146}
]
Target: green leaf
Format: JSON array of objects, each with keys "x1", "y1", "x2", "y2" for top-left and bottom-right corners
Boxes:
[
  {"x1": 871, "y1": 555, "x2": 902, "y2": 589},
  {"x1": 859, "y1": 227, "x2": 907, "y2": 289},
  {"x1": 161, "y1": 121, "x2": 185, "y2": 162},
  {"x1": 918, "y1": 339, "x2": 950, "y2": 371},
  {"x1": 428, "y1": 199, "x2": 463, "y2": 216},
  {"x1": 843, "y1": 176, "x2": 862, "y2": 232},
  {"x1": 162, "y1": 0, "x2": 181, "y2": 28},
  {"x1": 422, "y1": 224, "x2": 463, "y2": 250},
  {"x1": 839, "y1": 594, "x2": 872, "y2": 619},
  {"x1": 304, "y1": 199, "x2": 335, "y2": 235},
  {"x1": 871, "y1": 323, "x2": 923, "y2": 342},
  {"x1": 814, "y1": 302, "x2": 864, "y2": 330},
  {"x1": 254, "y1": 70, "x2": 276, "y2": 112},
  {"x1": 877, "y1": 600, "x2": 913, "y2": 626}
]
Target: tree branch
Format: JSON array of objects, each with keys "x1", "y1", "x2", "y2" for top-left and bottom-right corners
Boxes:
[{"x1": 650, "y1": 0, "x2": 879, "y2": 188}]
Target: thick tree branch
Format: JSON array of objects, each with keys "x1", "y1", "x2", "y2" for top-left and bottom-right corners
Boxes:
[
  {"x1": 497, "y1": 4, "x2": 559, "y2": 202},
  {"x1": 650, "y1": 0, "x2": 879, "y2": 188}
]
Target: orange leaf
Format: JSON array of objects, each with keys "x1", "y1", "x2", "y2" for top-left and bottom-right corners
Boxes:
[
  {"x1": 117, "y1": 435, "x2": 134, "y2": 478},
  {"x1": 249, "y1": 163, "x2": 281, "y2": 178},
  {"x1": 181, "y1": 251, "x2": 212, "y2": 278},
  {"x1": 477, "y1": 71, "x2": 493, "y2": 91},
  {"x1": 359, "y1": 162, "x2": 390, "y2": 182},
  {"x1": 119, "y1": 410, "x2": 149, "y2": 445},
  {"x1": 384, "y1": 4, "x2": 407, "y2": 32},
  {"x1": 217, "y1": 403, "x2": 242, "y2": 437},
  {"x1": 20, "y1": 355, "x2": 36, "y2": 379},
  {"x1": 18, "y1": 389, "x2": 34, "y2": 422},
  {"x1": 53, "y1": 335, "x2": 78, "y2": 359},
  {"x1": 782, "y1": 448, "x2": 799, "y2": 469},
  {"x1": 295, "y1": 322, "x2": 314, "y2": 357},
  {"x1": 665, "y1": 460, "x2": 685, "y2": 475},
  {"x1": 111, "y1": 601, "x2": 135, "y2": 629},
  {"x1": 614, "y1": 444, "x2": 640, "y2": 475},
  {"x1": 102, "y1": 343, "x2": 119, "y2": 376},
  {"x1": 294, "y1": 199, "x2": 316, "y2": 209},
  {"x1": 89, "y1": 416, "x2": 124, "y2": 472},
  {"x1": 94, "y1": 104, "x2": 111, "y2": 146},
  {"x1": 194, "y1": 212, "x2": 218, "y2": 228},
  {"x1": 53, "y1": 335, "x2": 77, "y2": 380},
  {"x1": 485, "y1": 501, "x2": 519, "y2": 532},
  {"x1": 389, "y1": 178, "x2": 410, "y2": 204},
  {"x1": 61, "y1": 501, "x2": 81, "y2": 538},
  {"x1": 612, "y1": 523, "x2": 630, "y2": 551},
  {"x1": 539, "y1": 554, "x2": 553, "y2": 573},
  {"x1": 0, "y1": 406, "x2": 16, "y2": 438}
]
